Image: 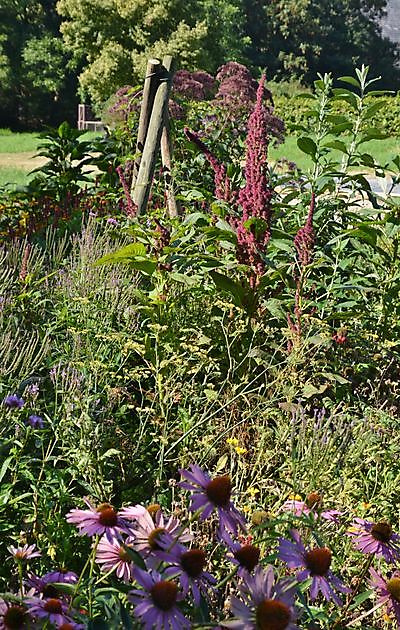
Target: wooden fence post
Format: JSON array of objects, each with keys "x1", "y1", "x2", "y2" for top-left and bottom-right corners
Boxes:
[
  {"x1": 161, "y1": 116, "x2": 180, "y2": 217},
  {"x1": 133, "y1": 55, "x2": 174, "y2": 215},
  {"x1": 130, "y1": 58, "x2": 162, "y2": 193}
]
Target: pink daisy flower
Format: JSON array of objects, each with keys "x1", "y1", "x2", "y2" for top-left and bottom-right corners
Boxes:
[
  {"x1": 66, "y1": 498, "x2": 136, "y2": 542},
  {"x1": 0, "y1": 599, "x2": 30, "y2": 629},
  {"x1": 347, "y1": 519, "x2": 400, "y2": 564},
  {"x1": 278, "y1": 529, "x2": 349, "y2": 605},
  {"x1": 129, "y1": 567, "x2": 190, "y2": 629},
  {"x1": 281, "y1": 494, "x2": 342, "y2": 524},
  {"x1": 179, "y1": 464, "x2": 247, "y2": 541},
  {"x1": 7, "y1": 544, "x2": 41, "y2": 562},
  {"x1": 368, "y1": 568, "x2": 400, "y2": 625},
  {"x1": 25, "y1": 597, "x2": 73, "y2": 626},
  {"x1": 95, "y1": 535, "x2": 136, "y2": 581},
  {"x1": 128, "y1": 508, "x2": 192, "y2": 566}
]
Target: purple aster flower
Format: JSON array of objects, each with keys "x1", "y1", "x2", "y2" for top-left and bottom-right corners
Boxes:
[
  {"x1": 3, "y1": 395, "x2": 24, "y2": 409},
  {"x1": 156, "y1": 542, "x2": 216, "y2": 605},
  {"x1": 0, "y1": 599, "x2": 30, "y2": 629},
  {"x1": 95, "y1": 535, "x2": 136, "y2": 581},
  {"x1": 278, "y1": 530, "x2": 349, "y2": 605},
  {"x1": 27, "y1": 415, "x2": 44, "y2": 429},
  {"x1": 25, "y1": 597, "x2": 73, "y2": 626},
  {"x1": 66, "y1": 498, "x2": 135, "y2": 542},
  {"x1": 368, "y1": 567, "x2": 400, "y2": 625},
  {"x1": 179, "y1": 464, "x2": 246, "y2": 541},
  {"x1": 129, "y1": 567, "x2": 190, "y2": 629},
  {"x1": 126, "y1": 507, "x2": 192, "y2": 566},
  {"x1": 347, "y1": 519, "x2": 400, "y2": 564},
  {"x1": 7, "y1": 544, "x2": 41, "y2": 562},
  {"x1": 222, "y1": 564, "x2": 298, "y2": 629},
  {"x1": 106, "y1": 217, "x2": 118, "y2": 226}
]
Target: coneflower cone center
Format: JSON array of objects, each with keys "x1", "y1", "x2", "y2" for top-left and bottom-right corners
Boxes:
[
  {"x1": 255, "y1": 599, "x2": 291, "y2": 630},
  {"x1": 44, "y1": 598, "x2": 63, "y2": 614},
  {"x1": 206, "y1": 476, "x2": 232, "y2": 507},
  {"x1": 305, "y1": 547, "x2": 332, "y2": 575},
  {"x1": 3, "y1": 605, "x2": 26, "y2": 629},
  {"x1": 42, "y1": 584, "x2": 59, "y2": 598},
  {"x1": 148, "y1": 527, "x2": 167, "y2": 550},
  {"x1": 387, "y1": 578, "x2": 400, "y2": 602},
  {"x1": 234, "y1": 544, "x2": 260, "y2": 572},
  {"x1": 371, "y1": 522, "x2": 392, "y2": 543},
  {"x1": 151, "y1": 581, "x2": 178, "y2": 611},
  {"x1": 181, "y1": 549, "x2": 206, "y2": 577},
  {"x1": 58, "y1": 625, "x2": 74, "y2": 630},
  {"x1": 306, "y1": 492, "x2": 321, "y2": 509},
  {"x1": 97, "y1": 504, "x2": 118, "y2": 527},
  {"x1": 147, "y1": 503, "x2": 161, "y2": 519}
]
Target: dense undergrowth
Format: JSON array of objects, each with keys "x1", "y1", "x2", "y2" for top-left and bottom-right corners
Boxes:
[{"x1": 1, "y1": 64, "x2": 400, "y2": 628}]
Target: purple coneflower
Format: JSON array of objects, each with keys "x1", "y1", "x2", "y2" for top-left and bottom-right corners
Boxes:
[
  {"x1": 0, "y1": 599, "x2": 30, "y2": 629},
  {"x1": 278, "y1": 530, "x2": 348, "y2": 605},
  {"x1": 227, "y1": 540, "x2": 261, "y2": 577},
  {"x1": 3, "y1": 395, "x2": 24, "y2": 409},
  {"x1": 25, "y1": 597, "x2": 73, "y2": 627},
  {"x1": 27, "y1": 415, "x2": 44, "y2": 429},
  {"x1": 27, "y1": 569, "x2": 78, "y2": 597},
  {"x1": 129, "y1": 567, "x2": 190, "y2": 629},
  {"x1": 95, "y1": 535, "x2": 136, "y2": 581},
  {"x1": 368, "y1": 567, "x2": 400, "y2": 625},
  {"x1": 157, "y1": 542, "x2": 216, "y2": 605},
  {"x1": 7, "y1": 544, "x2": 41, "y2": 562},
  {"x1": 281, "y1": 495, "x2": 342, "y2": 524},
  {"x1": 126, "y1": 507, "x2": 192, "y2": 567},
  {"x1": 66, "y1": 498, "x2": 137, "y2": 542},
  {"x1": 179, "y1": 464, "x2": 246, "y2": 541},
  {"x1": 347, "y1": 518, "x2": 400, "y2": 564},
  {"x1": 222, "y1": 564, "x2": 298, "y2": 629}
]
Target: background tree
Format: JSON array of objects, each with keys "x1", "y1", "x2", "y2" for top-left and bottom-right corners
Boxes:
[
  {"x1": 0, "y1": 0, "x2": 77, "y2": 129},
  {"x1": 56, "y1": 0, "x2": 248, "y2": 107}
]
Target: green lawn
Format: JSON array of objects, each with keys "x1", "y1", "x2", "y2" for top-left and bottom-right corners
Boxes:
[{"x1": 0, "y1": 129, "x2": 41, "y2": 153}]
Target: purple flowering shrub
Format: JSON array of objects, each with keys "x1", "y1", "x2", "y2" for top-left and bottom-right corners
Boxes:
[{"x1": 3, "y1": 462, "x2": 400, "y2": 628}]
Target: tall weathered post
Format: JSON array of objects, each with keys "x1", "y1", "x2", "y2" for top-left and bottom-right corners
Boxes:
[
  {"x1": 133, "y1": 56, "x2": 174, "y2": 215},
  {"x1": 130, "y1": 58, "x2": 162, "y2": 192}
]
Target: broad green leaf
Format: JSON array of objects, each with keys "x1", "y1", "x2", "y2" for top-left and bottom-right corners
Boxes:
[
  {"x1": 209, "y1": 271, "x2": 246, "y2": 307},
  {"x1": 338, "y1": 75, "x2": 360, "y2": 88},
  {"x1": 297, "y1": 137, "x2": 317, "y2": 158}
]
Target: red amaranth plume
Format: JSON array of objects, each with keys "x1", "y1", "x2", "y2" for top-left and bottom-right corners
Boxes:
[
  {"x1": 234, "y1": 74, "x2": 273, "y2": 287},
  {"x1": 116, "y1": 165, "x2": 137, "y2": 217},
  {"x1": 184, "y1": 127, "x2": 233, "y2": 203}
]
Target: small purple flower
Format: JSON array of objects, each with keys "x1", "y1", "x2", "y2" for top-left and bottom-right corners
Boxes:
[
  {"x1": 278, "y1": 530, "x2": 349, "y2": 605},
  {"x1": 95, "y1": 535, "x2": 136, "y2": 581},
  {"x1": 106, "y1": 217, "x2": 118, "y2": 226},
  {"x1": 27, "y1": 415, "x2": 44, "y2": 429},
  {"x1": 157, "y1": 542, "x2": 216, "y2": 605},
  {"x1": 7, "y1": 544, "x2": 41, "y2": 562},
  {"x1": 125, "y1": 508, "x2": 192, "y2": 567},
  {"x1": 347, "y1": 519, "x2": 400, "y2": 564},
  {"x1": 368, "y1": 567, "x2": 400, "y2": 625},
  {"x1": 25, "y1": 597, "x2": 73, "y2": 626},
  {"x1": 222, "y1": 564, "x2": 298, "y2": 629},
  {"x1": 179, "y1": 464, "x2": 246, "y2": 541},
  {"x1": 281, "y1": 497, "x2": 342, "y2": 524},
  {"x1": 129, "y1": 567, "x2": 190, "y2": 629},
  {"x1": 0, "y1": 599, "x2": 30, "y2": 629},
  {"x1": 66, "y1": 498, "x2": 136, "y2": 542},
  {"x1": 3, "y1": 395, "x2": 24, "y2": 409}
]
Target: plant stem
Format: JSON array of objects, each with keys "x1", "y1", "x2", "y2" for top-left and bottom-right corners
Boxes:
[{"x1": 332, "y1": 554, "x2": 373, "y2": 628}]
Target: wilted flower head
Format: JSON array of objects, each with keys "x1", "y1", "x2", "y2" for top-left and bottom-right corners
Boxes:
[
  {"x1": 129, "y1": 568, "x2": 190, "y2": 629},
  {"x1": 347, "y1": 518, "x2": 400, "y2": 563},
  {"x1": 3, "y1": 395, "x2": 24, "y2": 409},
  {"x1": 179, "y1": 464, "x2": 246, "y2": 541},
  {"x1": 278, "y1": 530, "x2": 349, "y2": 605}
]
